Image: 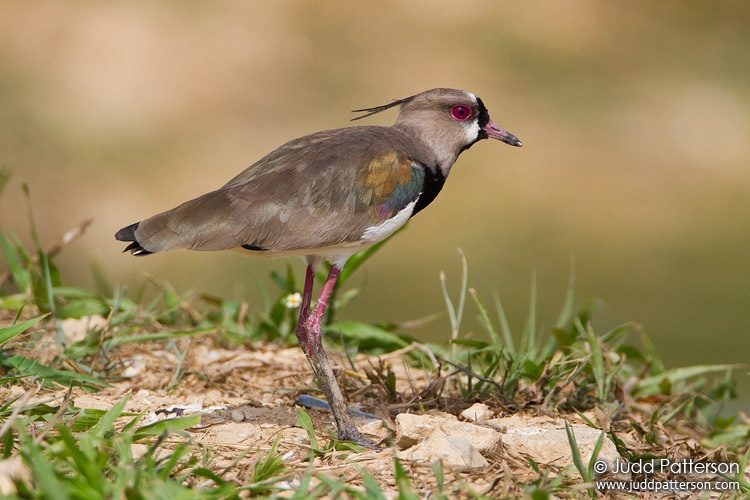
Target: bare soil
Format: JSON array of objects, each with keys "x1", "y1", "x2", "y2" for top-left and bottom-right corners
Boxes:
[
  {"x1": 5, "y1": 316, "x2": 747, "y2": 498},
  {"x1": 5, "y1": 332, "x2": 541, "y2": 496}
]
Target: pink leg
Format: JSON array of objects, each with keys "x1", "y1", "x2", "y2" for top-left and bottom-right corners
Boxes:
[
  {"x1": 295, "y1": 262, "x2": 317, "y2": 357},
  {"x1": 304, "y1": 265, "x2": 339, "y2": 336},
  {"x1": 294, "y1": 264, "x2": 377, "y2": 449}
]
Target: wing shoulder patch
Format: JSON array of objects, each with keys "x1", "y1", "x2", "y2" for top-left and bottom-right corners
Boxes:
[{"x1": 359, "y1": 153, "x2": 425, "y2": 221}]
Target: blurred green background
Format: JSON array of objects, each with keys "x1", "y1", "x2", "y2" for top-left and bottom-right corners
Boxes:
[{"x1": 1, "y1": 2, "x2": 748, "y2": 405}]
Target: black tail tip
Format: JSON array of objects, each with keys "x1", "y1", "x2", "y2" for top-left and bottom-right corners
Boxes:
[
  {"x1": 116, "y1": 222, "x2": 152, "y2": 256},
  {"x1": 115, "y1": 222, "x2": 139, "y2": 242}
]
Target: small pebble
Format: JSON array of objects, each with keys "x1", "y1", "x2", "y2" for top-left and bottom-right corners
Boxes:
[{"x1": 231, "y1": 410, "x2": 245, "y2": 422}]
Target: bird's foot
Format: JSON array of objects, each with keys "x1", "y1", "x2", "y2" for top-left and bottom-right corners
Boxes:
[{"x1": 337, "y1": 426, "x2": 380, "y2": 451}]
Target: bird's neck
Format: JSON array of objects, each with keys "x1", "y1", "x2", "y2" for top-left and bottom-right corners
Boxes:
[{"x1": 393, "y1": 122, "x2": 459, "y2": 178}]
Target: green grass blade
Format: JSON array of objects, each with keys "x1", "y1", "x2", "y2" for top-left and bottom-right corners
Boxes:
[
  {"x1": 470, "y1": 288, "x2": 500, "y2": 347},
  {"x1": 106, "y1": 327, "x2": 215, "y2": 348},
  {"x1": 735, "y1": 447, "x2": 750, "y2": 493},
  {"x1": 0, "y1": 229, "x2": 32, "y2": 290},
  {"x1": 431, "y1": 459, "x2": 445, "y2": 495},
  {"x1": 588, "y1": 432, "x2": 605, "y2": 473},
  {"x1": 24, "y1": 438, "x2": 71, "y2": 500},
  {"x1": 250, "y1": 436, "x2": 287, "y2": 486},
  {"x1": 564, "y1": 420, "x2": 595, "y2": 498},
  {"x1": 0, "y1": 313, "x2": 49, "y2": 345},
  {"x1": 564, "y1": 420, "x2": 585, "y2": 479},
  {"x1": 440, "y1": 249, "x2": 469, "y2": 360},
  {"x1": 0, "y1": 354, "x2": 105, "y2": 390},
  {"x1": 555, "y1": 258, "x2": 576, "y2": 329},
  {"x1": 361, "y1": 468, "x2": 388, "y2": 500},
  {"x1": 579, "y1": 319, "x2": 606, "y2": 401},
  {"x1": 295, "y1": 408, "x2": 321, "y2": 454},
  {"x1": 89, "y1": 395, "x2": 129, "y2": 440},
  {"x1": 393, "y1": 458, "x2": 419, "y2": 500},
  {"x1": 493, "y1": 291, "x2": 516, "y2": 354},
  {"x1": 324, "y1": 321, "x2": 412, "y2": 353},
  {"x1": 454, "y1": 249, "x2": 468, "y2": 338},
  {"x1": 633, "y1": 364, "x2": 744, "y2": 397},
  {"x1": 290, "y1": 460, "x2": 316, "y2": 499},
  {"x1": 57, "y1": 425, "x2": 106, "y2": 495},
  {"x1": 158, "y1": 443, "x2": 192, "y2": 481},
  {"x1": 523, "y1": 270, "x2": 538, "y2": 352},
  {"x1": 132, "y1": 413, "x2": 200, "y2": 441},
  {"x1": 638, "y1": 326, "x2": 665, "y2": 374}
]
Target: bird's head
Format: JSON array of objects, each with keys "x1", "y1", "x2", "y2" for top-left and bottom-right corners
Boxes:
[{"x1": 353, "y1": 88, "x2": 521, "y2": 169}]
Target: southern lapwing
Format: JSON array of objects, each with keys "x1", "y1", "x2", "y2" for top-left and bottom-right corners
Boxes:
[{"x1": 116, "y1": 88, "x2": 521, "y2": 448}]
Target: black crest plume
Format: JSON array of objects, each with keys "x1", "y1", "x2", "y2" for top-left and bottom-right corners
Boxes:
[{"x1": 350, "y1": 93, "x2": 417, "y2": 121}]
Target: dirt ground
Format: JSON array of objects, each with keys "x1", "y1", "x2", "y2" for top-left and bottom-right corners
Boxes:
[
  {"x1": 6, "y1": 311, "x2": 750, "y2": 498},
  {"x1": 6, "y1": 333, "x2": 545, "y2": 496}
]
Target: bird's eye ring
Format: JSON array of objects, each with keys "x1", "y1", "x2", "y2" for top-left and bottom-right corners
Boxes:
[{"x1": 450, "y1": 104, "x2": 472, "y2": 121}]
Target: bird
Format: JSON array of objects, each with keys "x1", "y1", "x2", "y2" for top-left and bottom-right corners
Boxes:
[{"x1": 116, "y1": 88, "x2": 522, "y2": 448}]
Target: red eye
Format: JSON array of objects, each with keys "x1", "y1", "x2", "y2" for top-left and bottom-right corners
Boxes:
[{"x1": 450, "y1": 104, "x2": 472, "y2": 121}]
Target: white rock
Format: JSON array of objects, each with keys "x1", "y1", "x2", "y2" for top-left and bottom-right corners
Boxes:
[
  {"x1": 399, "y1": 434, "x2": 488, "y2": 469},
  {"x1": 395, "y1": 412, "x2": 450, "y2": 448},
  {"x1": 490, "y1": 414, "x2": 620, "y2": 475},
  {"x1": 395, "y1": 412, "x2": 502, "y2": 454},
  {"x1": 61, "y1": 315, "x2": 108, "y2": 343},
  {"x1": 460, "y1": 403, "x2": 493, "y2": 422}
]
